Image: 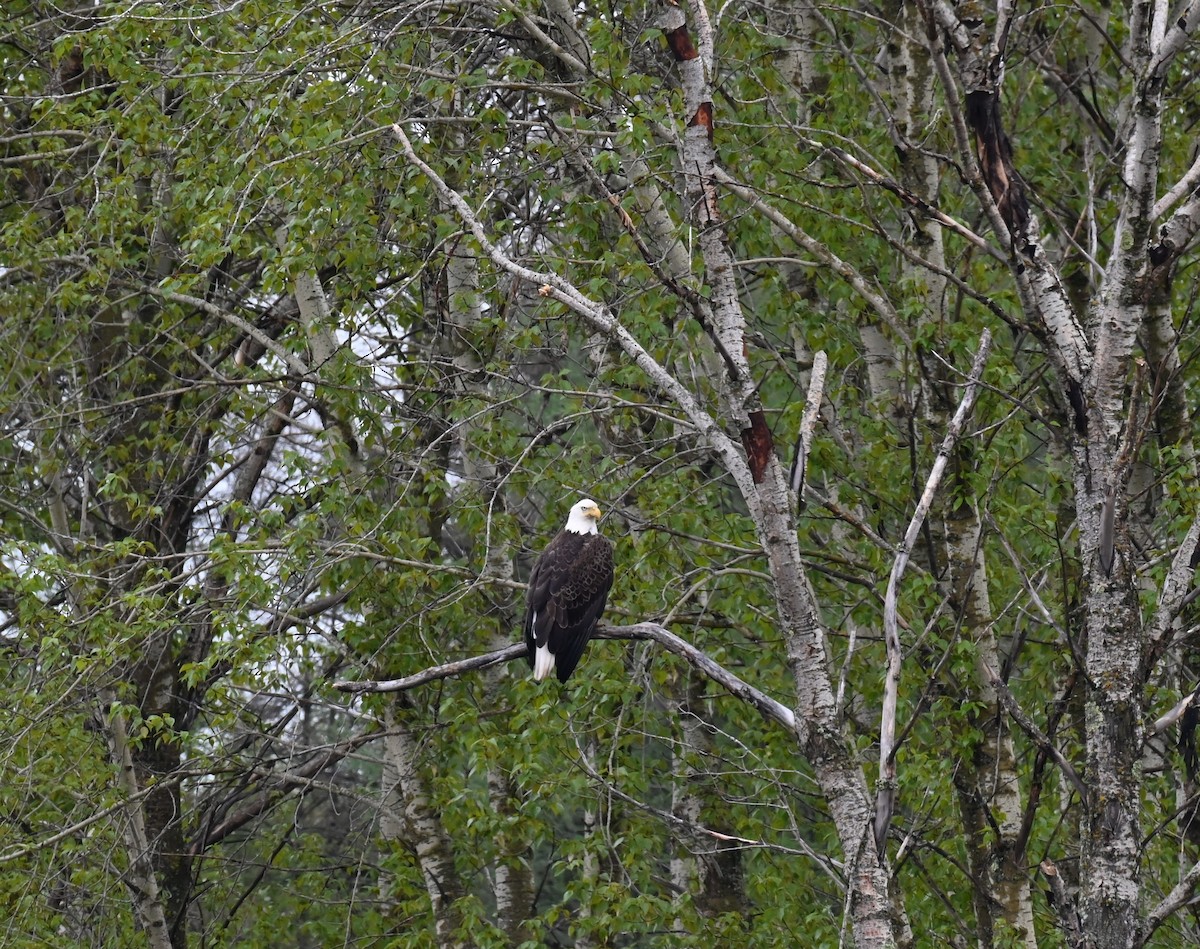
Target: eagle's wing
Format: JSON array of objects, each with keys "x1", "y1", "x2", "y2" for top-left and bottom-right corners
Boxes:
[
  {"x1": 522, "y1": 551, "x2": 549, "y2": 670},
  {"x1": 522, "y1": 533, "x2": 614, "y2": 682},
  {"x1": 548, "y1": 535, "x2": 614, "y2": 682}
]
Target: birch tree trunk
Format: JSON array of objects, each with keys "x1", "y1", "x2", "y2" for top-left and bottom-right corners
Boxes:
[
  {"x1": 923, "y1": 0, "x2": 1200, "y2": 943},
  {"x1": 884, "y1": 4, "x2": 1037, "y2": 943},
  {"x1": 101, "y1": 690, "x2": 175, "y2": 949},
  {"x1": 660, "y1": 4, "x2": 898, "y2": 944},
  {"x1": 380, "y1": 697, "x2": 465, "y2": 947}
]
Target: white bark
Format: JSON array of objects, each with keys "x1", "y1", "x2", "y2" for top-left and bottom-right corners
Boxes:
[
  {"x1": 948, "y1": 522, "x2": 1039, "y2": 947},
  {"x1": 772, "y1": 0, "x2": 821, "y2": 123},
  {"x1": 274, "y1": 223, "x2": 339, "y2": 371},
  {"x1": 877, "y1": 332, "x2": 992, "y2": 853},
  {"x1": 664, "y1": 1, "x2": 754, "y2": 413},
  {"x1": 101, "y1": 692, "x2": 174, "y2": 949},
  {"x1": 380, "y1": 698, "x2": 464, "y2": 948}
]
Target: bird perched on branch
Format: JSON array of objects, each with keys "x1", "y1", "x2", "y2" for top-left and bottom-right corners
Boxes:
[{"x1": 523, "y1": 498, "x2": 614, "y2": 683}]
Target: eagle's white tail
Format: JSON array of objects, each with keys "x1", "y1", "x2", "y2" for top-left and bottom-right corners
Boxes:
[{"x1": 533, "y1": 643, "x2": 555, "y2": 681}]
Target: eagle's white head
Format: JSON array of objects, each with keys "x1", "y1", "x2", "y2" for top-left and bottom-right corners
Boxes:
[{"x1": 565, "y1": 498, "x2": 602, "y2": 535}]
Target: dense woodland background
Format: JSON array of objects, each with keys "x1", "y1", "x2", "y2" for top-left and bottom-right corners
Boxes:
[{"x1": 3, "y1": 1, "x2": 1200, "y2": 947}]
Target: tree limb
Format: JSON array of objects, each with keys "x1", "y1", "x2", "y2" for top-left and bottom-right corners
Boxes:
[
  {"x1": 876, "y1": 330, "x2": 992, "y2": 853},
  {"x1": 790, "y1": 350, "x2": 828, "y2": 498},
  {"x1": 1146, "y1": 684, "x2": 1200, "y2": 740},
  {"x1": 188, "y1": 730, "x2": 379, "y2": 855},
  {"x1": 334, "y1": 623, "x2": 797, "y2": 733},
  {"x1": 1140, "y1": 852, "x2": 1200, "y2": 945},
  {"x1": 336, "y1": 644, "x2": 527, "y2": 695},
  {"x1": 981, "y1": 662, "x2": 1089, "y2": 803},
  {"x1": 391, "y1": 121, "x2": 762, "y2": 504}
]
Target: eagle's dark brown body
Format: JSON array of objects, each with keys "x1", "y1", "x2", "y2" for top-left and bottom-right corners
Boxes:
[{"x1": 523, "y1": 505, "x2": 614, "y2": 683}]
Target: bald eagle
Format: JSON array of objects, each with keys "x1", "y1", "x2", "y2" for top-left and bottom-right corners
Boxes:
[{"x1": 523, "y1": 498, "x2": 615, "y2": 683}]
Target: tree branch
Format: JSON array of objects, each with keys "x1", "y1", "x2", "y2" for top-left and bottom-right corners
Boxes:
[
  {"x1": 982, "y1": 662, "x2": 1089, "y2": 803},
  {"x1": 391, "y1": 121, "x2": 761, "y2": 504},
  {"x1": 188, "y1": 731, "x2": 379, "y2": 855},
  {"x1": 0, "y1": 773, "x2": 186, "y2": 866},
  {"x1": 1146, "y1": 684, "x2": 1200, "y2": 740},
  {"x1": 334, "y1": 623, "x2": 797, "y2": 733},
  {"x1": 1140, "y1": 852, "x2": 1200, "y2": 945},
  {"x1": 790, "y1": 350, "x2": 828, "y2": 497},
  {"x1": 876, "y1": 330, "x2": 992, "y2": 853},
  {"x1": 131, "y1": 281, "x2": 312, "y2": 377},
  {"x1": 335, "y1": 644, "x2": 527, "y2": 695}
]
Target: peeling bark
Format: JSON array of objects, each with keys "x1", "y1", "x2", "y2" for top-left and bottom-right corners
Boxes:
[{"x1": 964, "y1": 91, "x2": 1030, "y2": 239}]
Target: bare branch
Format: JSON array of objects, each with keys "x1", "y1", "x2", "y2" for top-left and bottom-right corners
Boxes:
[
  {"x1": 714, "y1": 167, "x2": 914, "y2": 341},
  {"x1": 1146, "y1": 685, "x2": 1200, "y2": 740},
  {"x1": 1152, "y1": 191, "x2": 1200, "y2": 270},
  {"x1": 1148, "y1": 503, "x2": 1200, "y2": 651},
  {"x1": 391, "y1": 121, "x2": 761, "y2": 502},
  {"x1": 1147, "y1": 0, "x2": 1200, "y2": 81},
  {"x1": 602, "y1": 623, "x2": 796, "y2": 732},
  {"x1": 334, "y1": 623, "x2": 797, "y2": 733},
  {"x1": 790, "y1": 350, "x2": 828, "y2": 497},
  {"x1": 335, "y1": 644, "x2": 527, "y2": 694},
  {"x1": 131, "y1": 281, "x2": 312, "y2": 377},
  {"x1": 820, "y1": 144, "x2": 998, "y2": 257},
  {"x1": 1141, "y1": 852, "x2": 1200, "y2": 944},
  {"x1": 875, "y1": 331, "x2": 993, "y2": 852},
  {"x1": 982, "y1": 662, "x2": 1089, "y2": 803},
  {"x1": 1153, "y1": 149, "x2": 1200, "y2": 221},
  {"x1": 189, "y1": 731, "x2": 379, "y2": 855}
]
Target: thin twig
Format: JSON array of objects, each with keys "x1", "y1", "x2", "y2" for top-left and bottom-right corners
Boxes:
[{"x1": 981, "y1": 661, "x2": 1089, "y2": 803}]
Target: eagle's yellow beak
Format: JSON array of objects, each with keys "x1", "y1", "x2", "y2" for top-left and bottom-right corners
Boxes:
[{"x1": 587, "y1": 504, "x2": 602, "y2": 519}]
